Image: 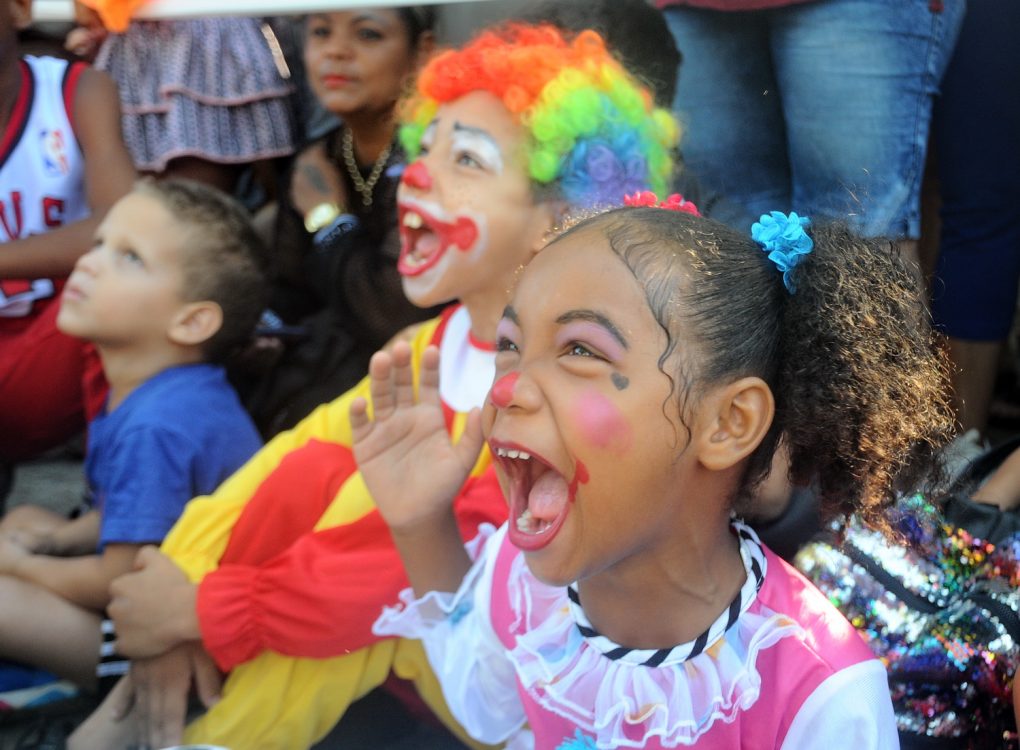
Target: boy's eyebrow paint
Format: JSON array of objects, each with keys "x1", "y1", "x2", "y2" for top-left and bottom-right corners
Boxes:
[
  {"x1": 502, "y1": 305, "x2": 520, "y2": 325},
  {"x1": 452, "y1": 121, "x2": 498, "y2": 143},
  {"x1": 555, "y1": 310, "x2": 629, "y2": 350},
  {"x1": 421, "y1": 120, "x2": 438, "y2": 144}
]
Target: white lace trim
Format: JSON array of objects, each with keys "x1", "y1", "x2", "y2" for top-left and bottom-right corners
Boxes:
[
  {"x1": 374, "y1": 523, "x2": 805, "y2": 748},
  {"x1": 505, "y1": 524, "x2": 803, "y2": 747},
  {"x1": 374, "y1": 523, "x2": 498, "y2": 635}
]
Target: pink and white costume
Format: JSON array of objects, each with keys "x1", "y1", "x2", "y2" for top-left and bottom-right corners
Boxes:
[{"x1": 375, "y1": 522, "x2": 897, "y2": 749}]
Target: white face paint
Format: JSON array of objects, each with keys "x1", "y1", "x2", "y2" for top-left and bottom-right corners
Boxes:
[
  {"x1": 450, "y1": 123, "x2": 505, "y2": 175},
  {"x1": 395, "y1": 91, "x2": 552, "y2": 312}
]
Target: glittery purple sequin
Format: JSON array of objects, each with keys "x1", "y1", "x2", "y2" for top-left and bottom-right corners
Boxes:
[{"x1": 795, "y1": 497, "x2": 1020, "y2": 746}]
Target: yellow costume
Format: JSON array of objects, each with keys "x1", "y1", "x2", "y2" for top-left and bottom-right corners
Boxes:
[{"x1": 161, "y1": 308, "x2": 504, "y2": 748}]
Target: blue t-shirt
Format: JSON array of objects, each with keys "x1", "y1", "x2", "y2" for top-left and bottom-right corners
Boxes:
[{"x1": 86, "y1": 363, "x2": 261, "y2": 550}]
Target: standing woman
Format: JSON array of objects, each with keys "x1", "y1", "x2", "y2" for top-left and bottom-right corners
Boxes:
[{"x1": 248, "y1": 7, "x2": 439, "y2": 436}]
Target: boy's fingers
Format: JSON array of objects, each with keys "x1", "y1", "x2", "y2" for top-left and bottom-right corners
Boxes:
[
  {"x1": 144, "y1": 677, "x2": 186, "y2": 748},
  {"x1": 193, "y1": 651, "x2": 223, "y2": 708},
  {"x1": 108, "y1": 675, "x2": 136, "y2": 721}
]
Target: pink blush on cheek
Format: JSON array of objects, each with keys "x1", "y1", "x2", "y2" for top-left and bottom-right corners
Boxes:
[
  {"x1": 489, "y1": 372, "x2": 519, "y2": 408},
  {"x1": 570, "y1": 389, "x2": 633, "y2": 454}
]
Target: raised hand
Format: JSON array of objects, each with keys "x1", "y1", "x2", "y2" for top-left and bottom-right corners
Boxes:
[{"x1": 350, "y1": 342, "x2": 484, "y2": 532}]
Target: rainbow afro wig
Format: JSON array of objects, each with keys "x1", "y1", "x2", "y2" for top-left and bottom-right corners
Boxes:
[{"x1": 400, "y1": 23, "x2": 678, "y2": 209}]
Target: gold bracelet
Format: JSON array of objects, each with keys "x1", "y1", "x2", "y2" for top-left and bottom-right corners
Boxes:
[{"x1": 304, "y1": 202, "x2": 342, "y2": 233}]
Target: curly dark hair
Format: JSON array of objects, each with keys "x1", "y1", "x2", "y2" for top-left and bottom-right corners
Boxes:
[
  {"x1": 136, "y1": 178, "x2": 268, "y2": 363},
  {"x1": 551, "y1": 207, "x2": 955, "y2": 534}
]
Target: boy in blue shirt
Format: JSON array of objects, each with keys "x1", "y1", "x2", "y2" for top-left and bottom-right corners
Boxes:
[{"x1": 0, "y1": 178, "x2": 264, "y2": 690}]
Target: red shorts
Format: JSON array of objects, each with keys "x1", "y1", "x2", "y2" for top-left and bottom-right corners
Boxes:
[{"x1": 0, "y1": 297, "x2": 107, "y2": 462}]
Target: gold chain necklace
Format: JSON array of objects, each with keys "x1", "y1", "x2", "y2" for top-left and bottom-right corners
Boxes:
[{"x1": 340, "y1": 127, "x2": 391, "y2": 208}]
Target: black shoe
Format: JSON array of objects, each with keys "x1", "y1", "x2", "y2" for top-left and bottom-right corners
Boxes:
[{"x1": 13, "y1": 717, "x2": 74, "y2": 750}]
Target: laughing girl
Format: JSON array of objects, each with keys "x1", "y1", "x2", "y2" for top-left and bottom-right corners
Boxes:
[{"x1": 357, "y1": 202, "x2": 954, "y2": 748}]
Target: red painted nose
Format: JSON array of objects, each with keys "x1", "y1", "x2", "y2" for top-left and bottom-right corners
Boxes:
[
  {"x1": 401, "y1": 161, "x2": 432, "y2": 190},
  {"x1": 489, "y1": 372, "x2": 520, "y2": 409}
]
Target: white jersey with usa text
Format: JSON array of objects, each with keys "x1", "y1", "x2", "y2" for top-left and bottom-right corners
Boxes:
[{"x1": 0, "y1": 55, "x2": 89, "y2": 318}]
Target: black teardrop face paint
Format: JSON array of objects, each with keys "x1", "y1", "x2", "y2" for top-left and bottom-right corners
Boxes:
[{"x1": 611, "y1": 372, "x2": 629, "y2": 391}]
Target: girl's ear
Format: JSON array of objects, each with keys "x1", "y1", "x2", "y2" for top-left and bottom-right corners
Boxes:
[
  {"x1": 167, "y1": 301, "x2": 223, "y2": 349},
  {"x1": 696, "y1": 377, "x2": 775, "y2": 471},
  {"x1": 413, "y1": 30, "x2": 436, "y2": 67}
]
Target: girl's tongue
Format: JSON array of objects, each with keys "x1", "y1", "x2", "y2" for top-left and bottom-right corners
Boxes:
[{"x1": 528, "y1": 471, "x2": 569, "y2": 522}]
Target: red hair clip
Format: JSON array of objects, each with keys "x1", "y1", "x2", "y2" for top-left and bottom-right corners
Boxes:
[{"x1": 624, "y1": 191, "x2": 700, "y2": 216}]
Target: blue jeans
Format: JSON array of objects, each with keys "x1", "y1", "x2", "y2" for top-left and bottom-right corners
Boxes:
[
  {"x1": 930, "y1": 0, "x2": 1020, "y2": 341},
  {"x1": 663, "y1": 0, "x2": 964, "y2": 238}
]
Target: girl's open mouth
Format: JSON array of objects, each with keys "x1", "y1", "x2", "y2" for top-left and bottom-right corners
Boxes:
[
  {"x1": 492, "y1": 441, "x2": 573, "y2": 552},
  {"x1": 397, "y1": 204, "x2": 479, "y2": 277}
]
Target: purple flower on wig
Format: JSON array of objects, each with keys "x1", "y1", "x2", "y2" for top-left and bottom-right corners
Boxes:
[{"x1": 585, "y1": 143, "x2": 620, "y2": 184}]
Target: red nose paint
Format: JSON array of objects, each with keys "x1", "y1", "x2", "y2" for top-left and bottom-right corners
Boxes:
[
  {"x1": 568, "y1": 460, "x2": 589, "y2": 502},
  {"x1": 489, "y1": 372, "x2": 519, "y2": 408},
  {"x1": 401, "y1": 161, "x2": 432, "y2": 190}
]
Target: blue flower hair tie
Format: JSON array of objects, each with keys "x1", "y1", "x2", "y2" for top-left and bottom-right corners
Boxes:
[{"x1": 751, "y1": 211, "x2": 813, "y2": 294}]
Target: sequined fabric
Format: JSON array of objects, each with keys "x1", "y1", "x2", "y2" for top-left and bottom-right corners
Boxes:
[{"x1": 796, "y1": 497, "x2": 1020, "y2": 747}]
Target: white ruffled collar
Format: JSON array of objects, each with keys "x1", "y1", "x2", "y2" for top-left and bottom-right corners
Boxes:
[{"x1": 505, "y1": 522, "x2": 803, "y2": 747}]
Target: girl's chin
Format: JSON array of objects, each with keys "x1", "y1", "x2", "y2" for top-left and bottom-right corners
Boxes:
[{"x1": 521, "y1": 553, "x2": 576, "y2": 589}]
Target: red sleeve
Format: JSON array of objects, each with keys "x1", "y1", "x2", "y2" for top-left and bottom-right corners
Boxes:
[{"x1": 196, "y1": 467, "x2": 508, "y2": 672}]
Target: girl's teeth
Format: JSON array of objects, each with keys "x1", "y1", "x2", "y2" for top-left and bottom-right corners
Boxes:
[
  {"x1": 515, "y1": 508, "x2": 553, "y2": 535},
  {"x1": 496, "y1": 447, "x2": 532, "y2": 461},
  {"x1": 403, "y1": 211, "x2": 423, "y2": 229}
]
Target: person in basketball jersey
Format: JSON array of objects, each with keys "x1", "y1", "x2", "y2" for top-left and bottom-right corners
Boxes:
[{"x1": 0, "y1": 0, "x2": 135, "y2": 464}]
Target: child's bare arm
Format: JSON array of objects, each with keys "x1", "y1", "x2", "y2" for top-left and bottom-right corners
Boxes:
[
  {"x1": 972, "y1": 445, "x2": 1020, "y2": 510},
  {"x1": 0, "y1": 540, "x2": 140, "y2": 611},
  {"x1": 1, "y1": 507, "x2": 99, "y2": 556},
  {"x1": 0, "y1": 68, "x2": 135, "y2": 279},
  {"x1": 350, "y1": 342, "x2": 485, "y2": 595},
  {"x1": 0, "y1": 504, "x2": 70, "y2": 548},
  {"x1": 43, "y1": 510, "x2": 101, "y2": 556}
]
